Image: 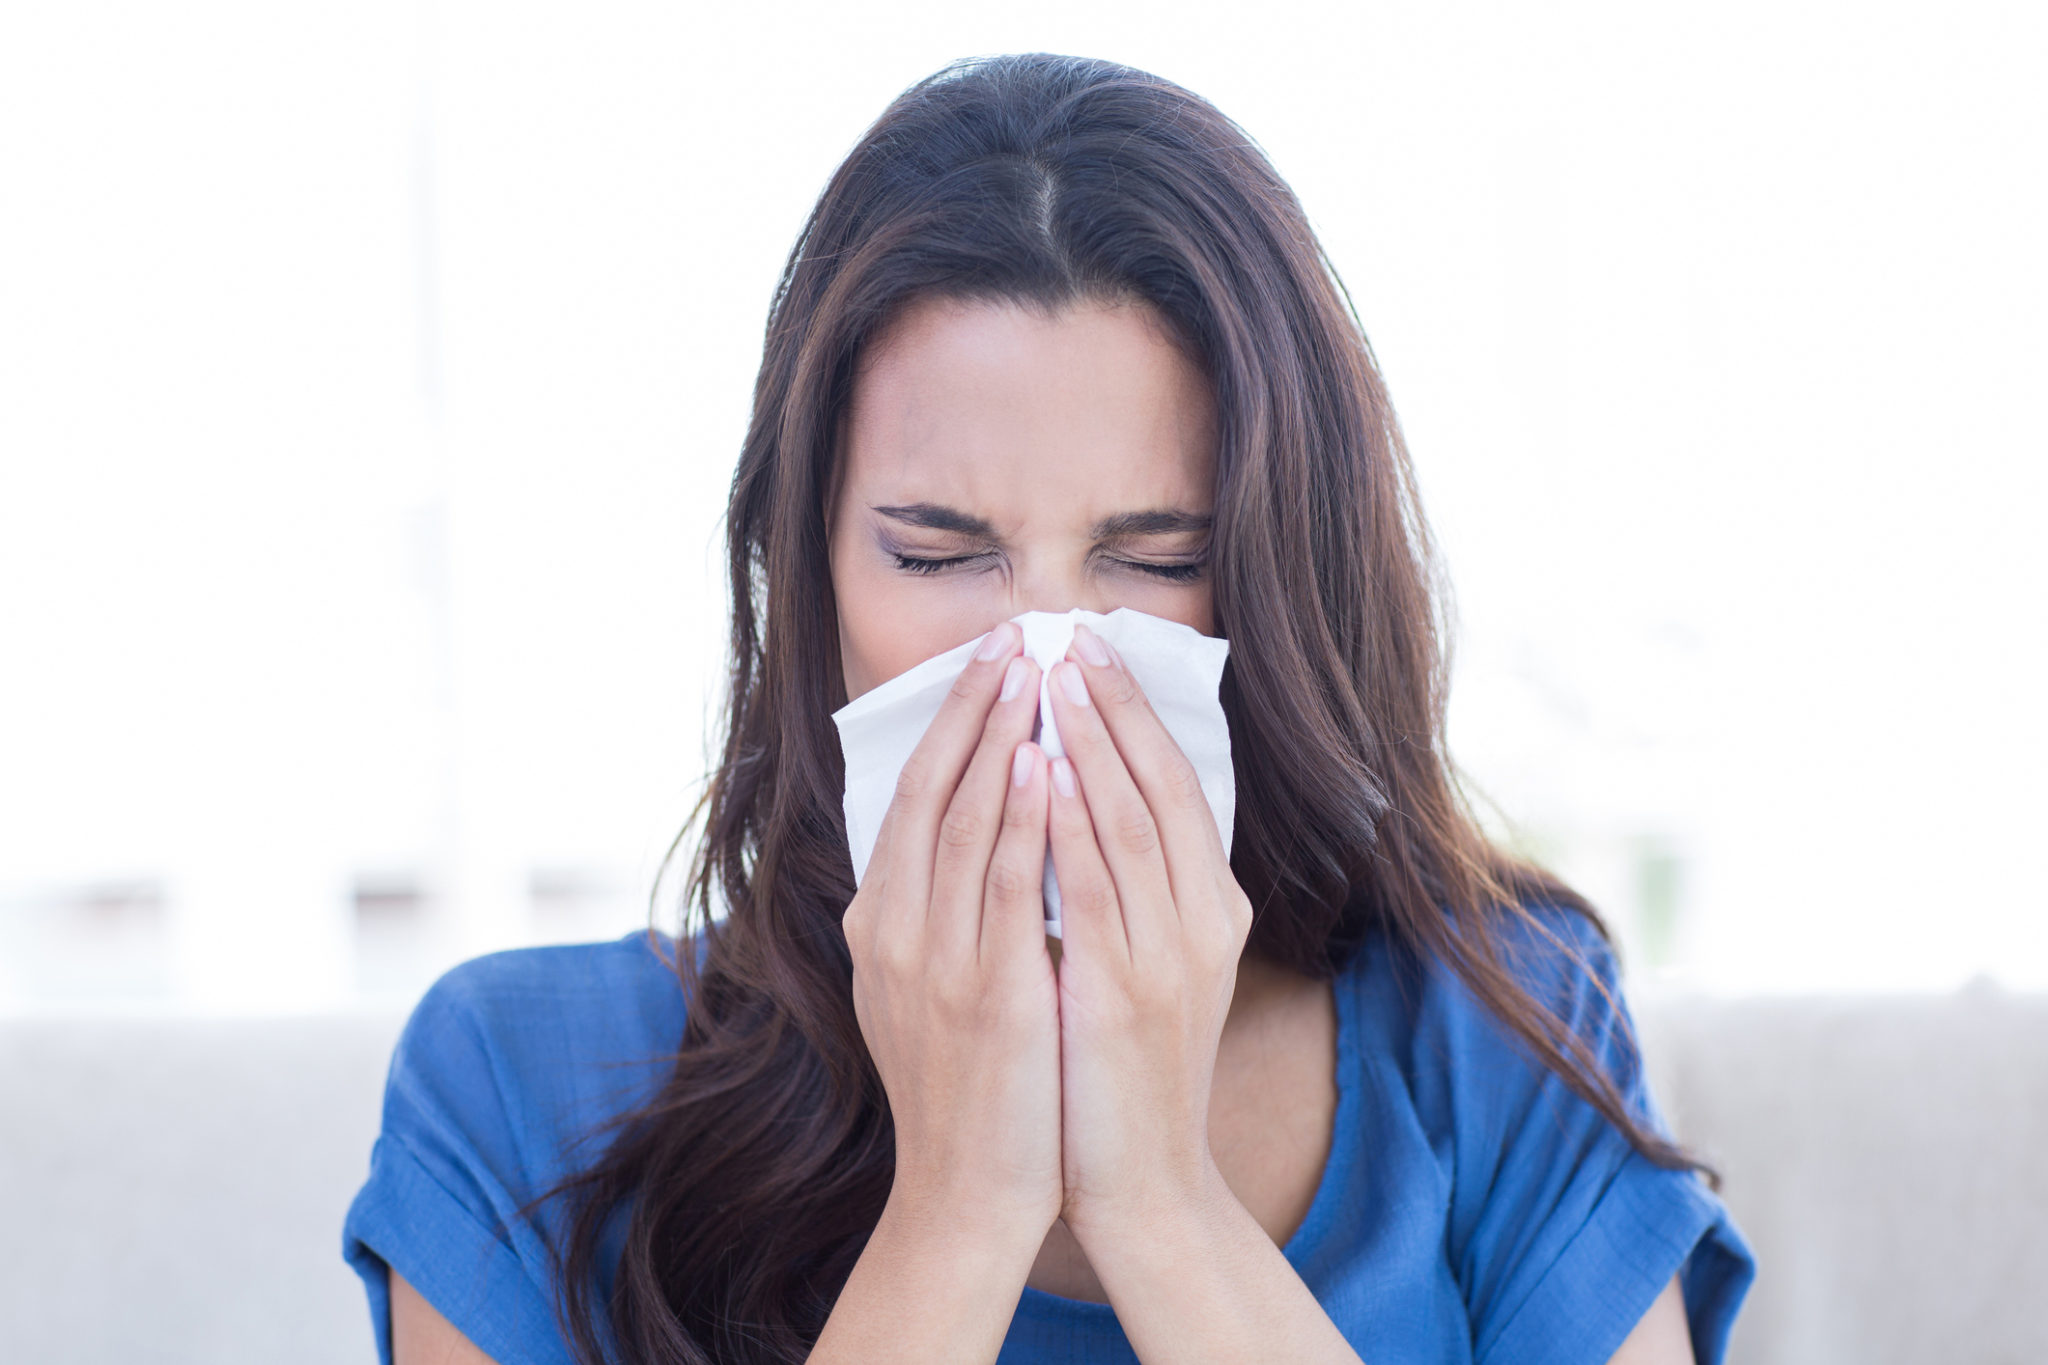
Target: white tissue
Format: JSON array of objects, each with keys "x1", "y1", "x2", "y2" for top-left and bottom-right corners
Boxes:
[{"x1": 830, "y1": 607, "x2": 1234, "y2": 938}]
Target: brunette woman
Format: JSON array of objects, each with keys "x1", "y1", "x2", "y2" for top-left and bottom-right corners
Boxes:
[{"x1": 345, "y1": 51, "x2": 1755, "y2": 1365}]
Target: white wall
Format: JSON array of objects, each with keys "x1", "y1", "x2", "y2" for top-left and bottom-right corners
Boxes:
[{"x1": 1, "y1": 0, "x2": 2041, "y2": 1011}]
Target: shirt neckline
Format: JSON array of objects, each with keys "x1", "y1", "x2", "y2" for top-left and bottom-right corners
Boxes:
[{"x1": 1012, "y1": 956, "x2": 1362, "y2": 1324}]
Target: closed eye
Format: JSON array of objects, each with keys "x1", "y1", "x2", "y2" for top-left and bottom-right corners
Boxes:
[
  {"x1": 890, "y1": 552, "x2": 994, "y2": 575},
  {"x1": 1128, "y1": 558, "x2": 1206, "y2": 583},
  {"x1": 889, "y1": 552, "x2": 1206, "y2": 582}
]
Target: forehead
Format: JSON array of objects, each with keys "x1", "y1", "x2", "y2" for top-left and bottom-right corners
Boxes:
[{"x1": 841, "y1": 294, "x2": 1217, "y2": 523}]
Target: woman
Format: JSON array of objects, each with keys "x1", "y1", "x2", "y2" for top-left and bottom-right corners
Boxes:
[{"x1": 344, "y1": 52, "x2": 1755, "y2": 1365}]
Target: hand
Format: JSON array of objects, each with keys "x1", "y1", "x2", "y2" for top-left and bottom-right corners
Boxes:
[
  {"x1": 839, "y1": 620, "x2": 1063, "y2": 1233},
  {"x1": 1042, "y1": 621, "x2": 1254, "y2": 1242}
]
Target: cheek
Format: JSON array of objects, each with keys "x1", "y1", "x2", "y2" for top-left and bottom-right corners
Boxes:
[
  {"x1": 832, "y1": 556, "x2": 994, "y2": 698},
  {"x1": 1129, "y1": 581, "x2": 1217, "y2": 639}
]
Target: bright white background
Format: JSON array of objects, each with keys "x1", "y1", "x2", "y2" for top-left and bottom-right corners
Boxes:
[{"x1": 1, "y1": 0, "x2": 2041, "y2": 1013}]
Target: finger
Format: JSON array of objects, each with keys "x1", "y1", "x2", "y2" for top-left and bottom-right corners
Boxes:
[
  {"x1": 982, "y1": 739, "x2": 1051, "y2": 963},
  {"x1": 1046, "y1": 752, "x2": 1129, "y2": 967},
  {"x1": 929, "y1": 654, "x2": 1043, "y2": 963},
  {"x1": 877, "y1": 620, "x2": 1024, "y2": 930},
  {"x1": 1068, "y1": 622, "x2": 1225, "y2": 871},
  {"x1": 1047, "y1": 657, "x2": 1176, "y2": 959},
  {"x1": 1065, "y1": 627, "x2": 1233, "y2": 942},
  {"x1": 1056, "y1": 654, "x2": 1187, "y2": 961}
]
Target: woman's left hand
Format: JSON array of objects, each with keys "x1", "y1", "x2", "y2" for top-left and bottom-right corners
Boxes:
[{"x1": 1043, "y1": 621, "x2": 1254, "y2": 1243}]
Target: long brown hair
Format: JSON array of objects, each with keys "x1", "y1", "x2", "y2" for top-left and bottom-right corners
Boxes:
[{"x1": 518, "y1": 51, "x2": 1709, "y2": 1365}]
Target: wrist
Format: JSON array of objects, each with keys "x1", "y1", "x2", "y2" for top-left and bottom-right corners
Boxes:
[
  {"x1": 883, "y1": 1173, "x2": 1056, "y2": 1263},
  {"x1": 1063, "y1": 1154, "x2": 1235, "y2": 1255}
]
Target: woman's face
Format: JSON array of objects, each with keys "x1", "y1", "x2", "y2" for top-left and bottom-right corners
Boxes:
[{"x1": 828, "y1": 294, "x2": 1219, "y2": 702}]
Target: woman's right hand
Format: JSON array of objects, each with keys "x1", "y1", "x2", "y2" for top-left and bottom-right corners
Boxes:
[{"x1": 840, "y1": 619, "x2": 1062, "y2": 1234}]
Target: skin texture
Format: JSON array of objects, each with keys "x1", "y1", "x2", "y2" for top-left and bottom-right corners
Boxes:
[
  {"x1": 390, "y1": 1268, "x2": 493, "y2": 1364},
  {"x1": 387, "y1": 294, "x2": 1696, "y2": 1364}
]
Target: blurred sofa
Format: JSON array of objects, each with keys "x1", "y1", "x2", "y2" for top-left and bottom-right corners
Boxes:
[{"x1": 2, "y1": 981, "x2": 2044, "y2": 1364}]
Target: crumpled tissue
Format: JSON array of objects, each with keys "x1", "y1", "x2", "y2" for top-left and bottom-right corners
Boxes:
[{"x1": 830, "y1": 606, "x2": 1233, "y2": 938}]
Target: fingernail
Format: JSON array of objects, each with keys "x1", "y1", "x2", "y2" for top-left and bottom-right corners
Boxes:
[
  {"x1": 1072, "y1": 623, "x2": 1111, "y2": 667},
  {"x1": 1012, "y1": 742, "x2": 1035, "y2": 788},
  {"x1": 999, "y1": 656, "x2": 1028, "y2": 702},
  {"x1": 1057, "y1": 661, "x2": 1090, "y2": 706},
  {"x1": 1051, "y1": 756, "x2": 1076, "y2": 797},
  {"x1": 975, "y1": 621, "x2": 1017, "y2": 662}
]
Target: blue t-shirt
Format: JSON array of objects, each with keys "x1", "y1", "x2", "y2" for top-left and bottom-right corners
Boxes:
[{"x1": 342, "y1": 905, "x2": 1755, "y2": 1364}]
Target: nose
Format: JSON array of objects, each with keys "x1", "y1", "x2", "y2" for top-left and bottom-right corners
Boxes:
[{"x1": 1008, "y1": 556, "x2": 1113, "y2": 619}]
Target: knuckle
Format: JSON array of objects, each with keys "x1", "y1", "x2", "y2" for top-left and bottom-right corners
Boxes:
[
  {"x1": 1112, "y1": 804, "x2": 1161, "y2": 857},
  {"x1": 1191, "y1": 916, "x2": 1237, "y2": 969},
  {"x1": 1126, "y1": 965, "x2": 1175, "y2": 1013},
  {"x1": 1099, "y1": 668, "x2": 1142, "y2": 707},
  {"x1": 947, "y1": 665, "x2": 987, "y2": 706},
  {"x1": 928, "y1": 969, "x2": 978, "y2": 1015},
  {"x1": 1164, "y1": 758, "x2": 1208, "y2": 813},
  {"x1": 1220, "y1": 912, "x2": 1253, "y2": 957},
  {"x1": 892, "y1": 758, "x2": 931, "y2": 807},
  {"x1": 872, "y1": 926, "x2": 919, "y2": 980},
  {"x1": 1002, "y1": 783, "x2": 1042, "y2": 829},
  {"x1": 1072, "y1": 874, "x2": 1119, "y2": 918},
  {"x1": 985, "y1": 856, "x2": 1035, "y2": 904},
  {"x1": 1125, "y1": 961, "x2": 1168, "y2": 1005},
  {"x1": 1063, "y1": 717, "x2": 1106, "y2": 756},
  {"x1": 937, "y1": 802, "x2": 987, "y2": 851}
]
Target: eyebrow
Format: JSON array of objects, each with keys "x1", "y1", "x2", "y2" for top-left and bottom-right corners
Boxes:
[{"x1": 871, "y1": 502, "x2": 1212, "y2": 540}]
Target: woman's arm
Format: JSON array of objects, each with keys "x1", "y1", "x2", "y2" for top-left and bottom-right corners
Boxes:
[
  {"x1": 391, "y1": 1196, "x2": 1051, "y2": 1365},
  {"x1": 1606, "y1": 1274, "x2": 1694, "y2": 1364},
  {"x1": 390, "y1": 1267, "x2": 498, "y2": 1365},
  {"x1": 807, "y1": 1183, "x2": 1049, "y2": 1364},
  {"x1": 1073, "y1": 1166, "x2": 1361, "y2": 1364},
  {"x1": 393, "y1": 1211, "x2": 1689, "y2": 1365},
  {"x1": 1081, "y1": 1191, "x2": 1692, "y2": 1365}
]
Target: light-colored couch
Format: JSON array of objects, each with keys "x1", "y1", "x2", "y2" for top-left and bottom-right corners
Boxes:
[{"x1": 2, "y1": 983, "x2": 2044, "y2": 1364}]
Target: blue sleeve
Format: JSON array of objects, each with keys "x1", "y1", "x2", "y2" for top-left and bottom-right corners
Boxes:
[
  {"x1": 340, "y1": 959, "x2": 578, "y2": 1365},
  {"x1": 1422, "y1": 905, "x2": 1756, "y2": 1365}
]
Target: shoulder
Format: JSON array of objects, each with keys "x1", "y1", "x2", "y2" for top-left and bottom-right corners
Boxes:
[
  {"x1": 1441, "y1": 897, "x2": 1623, "y2": 1012},
  {"x1": 344, "y1": 929, "x2": 695, "y2": 1365},
  {"x1": 413, "y1": 925, "x2": 690, "y2": 1020},
  {"x1": 403, "y1": 927, "x2": 690, "y2": 1063},
  {"x1": 387, "y1": 928, "x2": 694, "y2": 1163},
  {"x1": 1396, "y1": 900, "x2": 1658, "y2": 1172},
  {"x1": 1346, "y1": 899, "x2": 1632, "y2": 1102},
  {"x1": 1430, "y1": 899, "x2": 1632, "y2": 1067},
  {"x1": 1338, "y1": 902, "x2": 1757, "y2": 1364}
]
